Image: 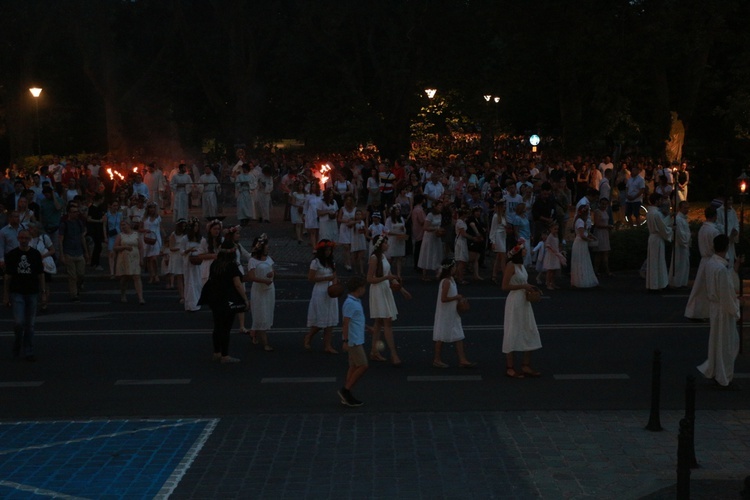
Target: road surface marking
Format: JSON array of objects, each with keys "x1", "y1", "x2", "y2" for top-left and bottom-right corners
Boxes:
[
  {"x1": 0, "y1": 481, "x2": 87, "y2": 499},
  {"x1": 553, "y1": 374, "x2": 630, "y2": 380},
  {"x1": 115, "y1": 379, "x2": 191, "y2": 386},
  {"x1": 407, "y1": 376, "x2": 483, "y2": 382},
  {"x1": 0, "y1": 381, "x2": 44, "y2": 388},
  {"x1": 261, "y1": 377, "x2": 337, "y2": 383},
  {"x1": 155, "y1": 418, "x2": 218, "y2": 498}
]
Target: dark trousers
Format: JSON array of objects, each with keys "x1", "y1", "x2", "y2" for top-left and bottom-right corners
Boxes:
[
  {"x1": 413, "y1": 239, "x2": 423, "y2": 271},
  {"x1": 211, "y1": 308, "x2": 236, "y2": 356}
]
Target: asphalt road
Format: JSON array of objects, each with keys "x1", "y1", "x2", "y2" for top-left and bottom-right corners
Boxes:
[{"x1": 2, "y1": 273, "x2": 747, "y2": 420}]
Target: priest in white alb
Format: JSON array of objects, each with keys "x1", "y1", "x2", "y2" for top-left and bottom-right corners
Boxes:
[
  {"x1": 697, "y1": 234, "x2": 742, "y2": 388},
  {"x1": 685, "y1": 206, "x2": 720, "y2": 319},
  {"x1": 645, "y1": 194, "x2": 673, "y2": 291},
  {"x1": 669, "y1": 200, "x2": 691, "y2": 288}
]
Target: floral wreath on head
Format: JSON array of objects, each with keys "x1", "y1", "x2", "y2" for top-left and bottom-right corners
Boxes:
[
  {"x1": 315, "y1": 239, "x2": 336, "y2": 251},
  {"x1": 372, "y1": 234, "x2": 388, "y2": 252},
  {"x1": 225, "y1": 225, "x2": 241, "y2": 235},
  {"x1": 188, "y1": 217, "x2": 201, "y2": 227},
  {"x1": 252, "y1": 233, "x2": 268, "y2": 253},
  {"x1": 508, "y1": 238, "x2": 526, "y2": 257},
  {"x1": 206, "y1": 219, "x2": 223, "y2": 232},
  {"x1": 441, "y1": 259, "x2": 456, "y2": 270}
]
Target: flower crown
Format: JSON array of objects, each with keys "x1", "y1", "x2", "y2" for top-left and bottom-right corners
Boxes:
[
  {"x1": 508, "y1": 238, "x2": 526, "y2": 257},
  {"x1": 252, "y1": 233, "x2": 268, "y2": 253},
  {"x1": 225, "y1": 225, "x2": 241, "y2": 234},
  {"x1": 441, "y1": 259, "x2": 456, "y2": 270},
  {"x1": 315, "y1": 240, "x2": 336, "y2": 250},
  {"x1": 372, "y1": 234, "x2": 388, "y2": 251}
]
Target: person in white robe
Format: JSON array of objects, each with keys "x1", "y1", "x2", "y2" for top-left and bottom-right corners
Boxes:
[
  {"x1": 170, "y1": 164, "x2": 192, "y2": 222},
  {"x1": 697, "y1": 234, "x2": 742, "y2": 387},
  {"x1": 198, "y1": 165, "x2": 220, "y2": 218},
  {"x1": 685, "y1": 206, "x2": 720, "y2": 319},
  {"x1": 645, "y1": 195, "x2": 673, "y2": 291},
  {"x1": 234, "y1": 163, "x2": 257, "y2": 224},
  {"x1": 669, "y1": 201, "x2": 691, "y2": 288},
  {"x1": 256, "y1": 167, "x2": 274, "y2": 223},
  {"x1": 723, "y1": 198, "x2": 739, "y2": 267}
]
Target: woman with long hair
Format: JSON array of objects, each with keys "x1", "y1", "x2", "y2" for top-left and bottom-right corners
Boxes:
[
  {"x1": 318, "y1": 188, "x2": 339, "y2": 242},
  {"x1": 141, "y1": 202, "x2": 164, "y2": 284},
  {"x1": 418, "y1": 200, "x2": 444, "y2": 280},
  {"x1": 303, "y1": 182, "x2": 323, "y2": 248},
  {"x1": 490, "y1": 200, "x2": 507, "y2": 284},
  {"x1": 247, "y1": 233, "x2": 275, "y2": 351},
  {"x1": 432, "y1": 258, "x2": 475, "y2": 368},
  {"x1": 570, "y1": 205, "x2": 599, "y2": 288},
  {"x1": 337, "y1": 194, "x2": 357, "y2": 271},
  {"x1": 104, "y1": 200, "x2": 123, "y2": 279},
  {"x1": 205, "y1": 238, "x2": 249, "y2": 363},
  {"x1": 114, "y1": 220, "x2": 145, "y2": 304},
  {"x1": 290, "y1": 180, "x2": 306, "y2": 244},
  {"x1": 166, "y1": 218, "x2": 187, "y2": 303},
  {"x1": 367, "y1": 235, "x2": 406, "y2": 366},
  {"x1": 201, "y1": 220, "x2": 223, "y2": 285},
  {"x1": 502, "y1": 240, "x2": 542, "y2": 378},
  {"x1": 384, "y1": 205, "x2": 407, "y2": 281},
  {"x1": 182, "y1": 218, "x2": 207, "y2": 312},
  {"x1": 303, "y1": 239, "x2": 339, "y2": 353},
  {"x1": 226, "y1": 225, "x2": 251, "y2": 334},
  {"x1": 454, "y1": 207, "x2": 470, "y2": 284}
]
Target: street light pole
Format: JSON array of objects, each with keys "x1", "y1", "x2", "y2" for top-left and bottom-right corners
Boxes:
[{"x1": 29, "y1": 87, "x2": 42, "y2": 156}]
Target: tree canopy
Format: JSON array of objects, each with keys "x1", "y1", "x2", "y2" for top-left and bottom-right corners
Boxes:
[{"x1": 1, "y1": 0, "x2": 748, "y2": 163}]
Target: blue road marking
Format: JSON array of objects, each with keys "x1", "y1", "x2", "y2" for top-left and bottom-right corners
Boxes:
[{"x1": 0, "y1": 419, "x2": 217, "y2": 499}]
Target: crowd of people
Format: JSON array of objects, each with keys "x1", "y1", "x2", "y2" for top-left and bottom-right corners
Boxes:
[{"x1": 1, "y1": 146, "x2": 741, "y2": 394}]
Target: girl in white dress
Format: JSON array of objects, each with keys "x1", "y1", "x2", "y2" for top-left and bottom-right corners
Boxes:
[
  {"x1": 290, "y1": 181, "x2": 306, "y2": 244},
  {"x1": 454, "y1": 208, "x2": 470, "y2": 284},
  {"x1": 303, "y1": 183, "x2": 322, "y2": 248},
  {"x1": 141, "y1": 203, "x2": 163, "y2": 284},
  {"x1": 247, "y1": 234, "x2": 275, "y2": 351},
  {"x1": 182, "y1": 218, "x2": 207, "y2": 312},
  {"x1": 337, "y1": 195, "x2": 357, "y2": 271},
  {"x1": 367, "y1": 235, "x2": 410, "y2": 367},
  {"x1": 502, "y1": 240, "x2": 542, "y2": 378},
  {"x1": 167, "y1": 218, "x2": 187, "y2": 303},
  {"x1": 490, "y1": 201, "x2": 507, "y2": 284},
  {"x1": 570, "y1": 205, "x2": 599, "y2": 288},
  {"x1": 350, "y1": 210, "x2": 367, "y2": 274},
  {"x1": 592, "y1": 198, "x2": 613, "y2": 276},
  {"x1": 318, "y1": 189, "x2": 339, "y2": 242},
  {"x1": 542, "y1": 223, "x2": 567, "y2": 290},
  {"x1": 384, "y1": 205, "x2": 407, "y2": 280},
  {"x1": 418, "y1": 201, "x2": 445, "y2": 280},
  {"x1": 303, "y1": 239, "x2": 339, "y2": 353},
  {"x1": 432, "y1": 259, "x2": 476, "y2": 368}
]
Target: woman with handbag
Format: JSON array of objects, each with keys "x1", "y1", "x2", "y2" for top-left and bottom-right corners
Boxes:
[
  {"x1": 203, "y1": 238, "x2": 248, "y2": 363},
  {"x1": 303, "y1": 239, "x2": 339, "y2": 353},
  {"x1": 432, "y1": 258, "x2": 476, "y2": 369},
  {"x1": 141, "y1": 203, "x2": 163, "y2": 284},
  {"x1": 501, "y1": 239, "x2": 542, "y2": 379},
  {"x1": 247, "y1": 233, "x2": 275, "y2": 351}
]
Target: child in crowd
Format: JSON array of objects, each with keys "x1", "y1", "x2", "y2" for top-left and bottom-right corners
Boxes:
[
  {"x1": 532, "y1": 231, "x2": 547, "y2": 285},
  {"x1": 350, "y1": 209, "x2": 368, "y2": 274},
  {"x1": 542, "y1": 223, "x2": 567, "y2": 290},
  {"x1": 367, "y1": 212, "x2": 385, "y2": 254},
  {"x1": 339, "y1": 276, "x2": 371, "y2": 407}
]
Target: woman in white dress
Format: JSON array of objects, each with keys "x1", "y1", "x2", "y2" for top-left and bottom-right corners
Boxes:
[
  {"x1": 303, "y1": 183, "x2": 323, "y2": 248},
  {"x1": 490, "y1": 201, "x2": 507, "y2": 284},
  {"x1": 337, "y1": 194, "x2": 357, "y2": 271},
  {"x1": 318, "y1": 189, "x2": 339, "y2": 242},
  {"x1": 290, "y1": 181, "x2": 306, "y2": 244},
  {"x1": 303, "y1": 239, "x2": 339, "y2": 353},
  {"x1": 114, "y1": 220, "x2": 145, "y2": 304},
  {"x1": 167, "y1": 218, "x2": 187, "y2": 303},
  {"x1": 247, "y1": 234, "x2": 275, "y2": 351},
  {"x1": 502, "y1": 240, "x2": 542, "y2": 378},
  {"x1": 570, "y1": 205, "x2": 599, "y2": 288},
  {"x1": 432, "y1": 258, "x2": 476, "y2": 368},
  {"x1": 182, "y1": 218, "x2": 208, "y2": 312},
  {"x1": 384, "y1": 205, "x2": 407, "y2": 280},
  {"x1": 592, "y1": 198, "x2": 613, "y2": 276},
  {"x1": 418, "y1": 200, "x2": 444, "y2": 280},
  {"x1": 453, "y1": 208, "x2": 470, "y2": 284},
  {"x1": 367, "y1": 235, "x2": 409, "y2": 367},
  {"x1": 141, "y1": 203, "x2": 163, "y2": 284}
]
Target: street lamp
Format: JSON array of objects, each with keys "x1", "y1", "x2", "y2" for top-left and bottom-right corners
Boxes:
[
  {"x1": 29, "y1": 87, "x2": 42, "y2": 155},
  {"x1": 483, "y1": 95, "x2": 491, "y2": 102},
  {"x1": 424, "y1": 88, "x2": 437, "y2": 99},
  {"x1": 529, "y1": 134, "x2": 540, "y2": 153},
  {"x1": 493, "y1": 96, "x2": 500, "y2": 103}
]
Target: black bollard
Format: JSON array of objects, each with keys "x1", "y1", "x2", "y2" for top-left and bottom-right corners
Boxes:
[
  {"x1": 645, "y1": 350, "x2": 663, "y2": 431},
  {"x1": 676, "y1": 418, "x2": 691, "y2": 499},
  {"x1": 684, "y1": 374, "x2": 699, "y2": 468}
]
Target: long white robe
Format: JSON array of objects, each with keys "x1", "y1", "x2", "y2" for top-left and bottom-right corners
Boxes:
[
  {"x1": 697, "y1": 254, "x2": 740, "y2": 386},
  {"x1": 669, "y1": 212, "x2": 691, "y2": 288},
  {"x1": 235, "y1": 173, "x2": 257, "y2": 221},
  {"x1": 685, "y1": 221, "x2": 720, "y2": 319},
  {"x1": 170, "y1": 172, "x2": 192, "y2": 222},
  {"x1": 198, "y1": 173, "x2": 219, "y2": 218},
  {"x1": 645, "y1": 207, "x2": 673, "y2": 290}
]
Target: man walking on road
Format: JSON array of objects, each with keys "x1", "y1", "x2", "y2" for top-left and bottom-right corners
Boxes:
[
  {"x1": 339, "y1": 276, "x2": 370, "y2": 407},
  {"x1": 3, "y1": 229, "x2": 44, "y2": 361},
  {"x1": 59, "y1": 201, "x2": 89, "y2": 301},
  {"x1": 697, "y1": 234, "x2": 742, "y2": 388}
]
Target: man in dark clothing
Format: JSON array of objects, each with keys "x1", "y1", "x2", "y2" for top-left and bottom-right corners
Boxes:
[
  {"x1": 3, "y1": 229, "x2": 44, "y2": 361},
  {"x1": 59, "y1": 201, "x2": 89, "y2": 301},
  {"x1": 532, "y1": 182, "x2": 557, "y2": 242}
]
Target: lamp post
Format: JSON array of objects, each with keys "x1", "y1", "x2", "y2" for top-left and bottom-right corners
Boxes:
[
  {"x1": 529, "y1": 134, "x2": 540, "y2": 153},
  {"x1": 29, "y1": 87, "x2": 42, "y2": 155},
  {"x1": 424, "y1": 88, "x2": 436, "y2": 99},
  {"x1": 738, "y1": 170, "x2": 748, "y2": 353}
]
